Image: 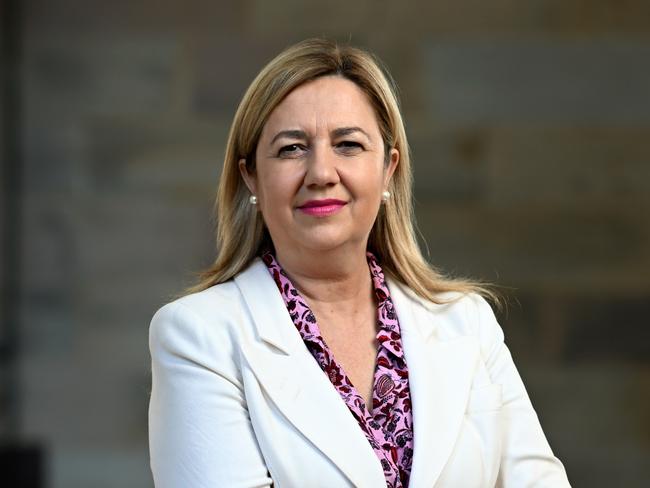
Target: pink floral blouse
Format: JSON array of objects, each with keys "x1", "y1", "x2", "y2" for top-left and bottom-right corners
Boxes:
[{"x1": 262, "y1": 252, "x2": 414, "y2": 488}]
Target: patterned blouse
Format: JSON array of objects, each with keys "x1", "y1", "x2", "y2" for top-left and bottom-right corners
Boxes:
[{"x1": 262, "y1": 251, "x2": 414, "y2": 488}]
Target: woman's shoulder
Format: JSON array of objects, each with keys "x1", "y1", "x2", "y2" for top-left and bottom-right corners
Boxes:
[
  {"x1": 149, "y1": 257, "x2": 278, "y2": 352},
  {"x1": 390, "y1": 280, "x2": 493, "y2": 322},
  {"x1": 148, "y1": 278, "x2": 247, "y2": 359},
  {"x1": 153, "y1": 277, "x2": 242, "y2": 324},
  {"x1": 390, "y1": 282, "x2": 503, "y2": 356},
  {"x1": 424, "y1": 291, "x2": 498, "y2": 334}
]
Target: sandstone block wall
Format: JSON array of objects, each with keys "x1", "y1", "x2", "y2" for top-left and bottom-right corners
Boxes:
[{"x1": 1, "y1": 1, "x2": 648, "y2": 486}]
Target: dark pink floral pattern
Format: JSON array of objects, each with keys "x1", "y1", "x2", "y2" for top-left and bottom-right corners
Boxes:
[{"x1": 262, "y1": 252, "x2": 414, "y2": 488}]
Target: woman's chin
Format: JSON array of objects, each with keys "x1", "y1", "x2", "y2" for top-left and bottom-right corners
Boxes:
[
  {"x1": 268, "y1": 223, "x2": 371, "y2": 255},
  {"x1": 296, "y1": 233, "x2": 367, "y2": 254}
]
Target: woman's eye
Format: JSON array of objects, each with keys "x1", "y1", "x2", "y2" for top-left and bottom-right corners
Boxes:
[
  {"x1": 278, "y1": 144, "x2": 304, "y2": 157},
  {"x1": 337, "y1": 141, "x2": 363, "y2": 153}
]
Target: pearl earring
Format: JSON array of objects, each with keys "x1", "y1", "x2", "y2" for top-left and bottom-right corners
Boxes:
[
  {"x1": 249, "y1": 195, "x2": 258, "y2": 205},
  {"x1": 381, "y1": 190, "x2": 391, "y2": 202}
]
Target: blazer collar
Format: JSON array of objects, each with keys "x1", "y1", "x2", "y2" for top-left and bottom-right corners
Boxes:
[
  {"x1": 234, "y1": 258, "x2": 478, "y2": 488},
  {"x1": 234, "y1": 257, "x2": 303, "y2": 355}
]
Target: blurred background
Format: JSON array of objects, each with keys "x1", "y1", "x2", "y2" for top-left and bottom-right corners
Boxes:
[{"x1": 1, "y1": 0, "x2": 649, "y2": 486}]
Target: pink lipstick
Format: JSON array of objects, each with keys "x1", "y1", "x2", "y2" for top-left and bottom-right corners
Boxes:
[{"x1": 297, "y1": 199, "x2": 346, "y2": 217}]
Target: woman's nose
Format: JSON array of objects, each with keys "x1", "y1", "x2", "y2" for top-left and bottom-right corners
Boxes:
[{"x1": 304, "y1": 144, "x2": 340, "y2": 188}]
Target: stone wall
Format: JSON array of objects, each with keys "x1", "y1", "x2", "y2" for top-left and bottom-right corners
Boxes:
[{"x1": 3, "y1": 1, "x2": 649, "y2": 486}]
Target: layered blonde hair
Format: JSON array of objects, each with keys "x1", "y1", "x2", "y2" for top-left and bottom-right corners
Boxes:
[{"x1": 188, "y1": 38, "x2": 495, "y2": 304}]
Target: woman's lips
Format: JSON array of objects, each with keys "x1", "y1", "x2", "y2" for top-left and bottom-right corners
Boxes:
[{"x1": 297, "y1": 199, "x2": 347, "y2": 216}]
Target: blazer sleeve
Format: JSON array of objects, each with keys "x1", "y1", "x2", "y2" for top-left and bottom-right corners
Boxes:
[
  {"x1": 472, "y1": 295, "x2": 572, "y2": 488},
  {"x1": 148, "y1": 301, "x2": 272, "y2": 488}
]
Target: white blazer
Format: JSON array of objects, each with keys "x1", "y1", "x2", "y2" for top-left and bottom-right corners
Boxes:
[{"x1": 148, "y1": 258, "x2": 571, "y2": 487}]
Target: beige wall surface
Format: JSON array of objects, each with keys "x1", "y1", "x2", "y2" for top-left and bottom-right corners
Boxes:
[{"x1": 1, "y1": 1, "x2": 649, "y2": 486}]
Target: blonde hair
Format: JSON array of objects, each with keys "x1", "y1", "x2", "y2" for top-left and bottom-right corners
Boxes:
[{"x1": 188, "y1": 38, "x2": 496, "y2": 305}]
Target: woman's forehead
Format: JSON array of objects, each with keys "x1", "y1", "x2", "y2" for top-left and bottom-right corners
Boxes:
[{"x1": 261, "y1": 76, "x2": 380, "y2": 140}]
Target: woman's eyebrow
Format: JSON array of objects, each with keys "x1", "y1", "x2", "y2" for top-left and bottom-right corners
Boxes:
[
  {"x1": 332, "y1": 126, "x2": 371, "y2": 140},
  {"x1": 270, "y1": 127, "x2": 371, "y2": 145},
  {"x1": 270, "y1": 129, "x2": 307, "y2": 145}
]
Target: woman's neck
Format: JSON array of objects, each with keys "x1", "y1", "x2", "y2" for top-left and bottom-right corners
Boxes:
[{"x1": 274, "y1": 245, "x2": 373, "y2": 309}]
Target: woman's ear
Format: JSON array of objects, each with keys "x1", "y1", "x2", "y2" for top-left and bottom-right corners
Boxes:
[
  {"x1": 238, "y1": 158, "x2": 257, "y2": 195},
  {"x1": 384, "y1": 148, "x2": 399, "y2": 188}
]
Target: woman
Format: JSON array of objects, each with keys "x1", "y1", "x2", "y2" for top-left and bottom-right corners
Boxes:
[{"x1": 148, "y1": 38, "x2": 570, "y2": 487}]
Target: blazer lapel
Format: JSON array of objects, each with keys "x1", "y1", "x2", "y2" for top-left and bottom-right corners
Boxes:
[
  {"x1": 234, "y1": 259, "x2": 386, "y2": 488},
  {"x1": 389, "y1": 281, "x2": 479, "y2": 488}
]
